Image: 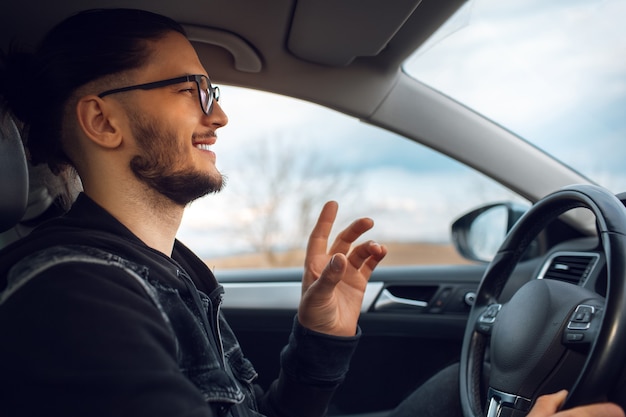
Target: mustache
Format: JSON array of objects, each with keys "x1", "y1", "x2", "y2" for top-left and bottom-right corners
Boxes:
[{"x1": 192, "y1": 130, "x2": 217, "y2": 140}]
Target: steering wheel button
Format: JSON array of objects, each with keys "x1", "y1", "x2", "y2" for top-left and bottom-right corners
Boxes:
[
  {"x1": 566, "y1": 332, "x2": 584, "y2": 342},
  {"x1": 480, "y1": 303, "x2": 502, "y2": 323},
  {"x1": 570, "y1": 305, "x2": 595, "y2": 325},
  {"x1": 568, "y1": 321, "x2": 590, "y2": 330}
]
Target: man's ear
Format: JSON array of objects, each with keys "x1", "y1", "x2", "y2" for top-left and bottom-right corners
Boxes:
[{"x1": 75, "y1": 95, "x2": 124, "y2": 149}]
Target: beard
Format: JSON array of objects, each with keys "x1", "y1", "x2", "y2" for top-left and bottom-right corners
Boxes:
[{"x1": 128, "y1": 112, "x2": 225, "y2": 206}]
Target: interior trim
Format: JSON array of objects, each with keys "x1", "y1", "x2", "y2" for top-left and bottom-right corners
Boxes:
[
  {"x1": 184, "y1": 24, "x2": 263, "y2": 73},
  {"x1": 222, "y1": 281, "x2": 384, "y2": 313}
]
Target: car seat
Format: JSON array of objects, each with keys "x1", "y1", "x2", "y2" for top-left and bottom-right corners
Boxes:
[
  {"x1": 0, "y1": 107, "x2": 79, "y2": 248},
  {"x1": 0, "y1": 111, "x2": 28, "y2": 234}
]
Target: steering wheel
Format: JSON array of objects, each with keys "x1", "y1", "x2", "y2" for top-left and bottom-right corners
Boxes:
[{"x1": 460, "y1": 184, "x2": 626, "y2": 417}]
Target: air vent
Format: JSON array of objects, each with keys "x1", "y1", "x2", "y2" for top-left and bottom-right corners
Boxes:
[{"x1": 539, "y1": 253, "x2": 600, "y2": 285}]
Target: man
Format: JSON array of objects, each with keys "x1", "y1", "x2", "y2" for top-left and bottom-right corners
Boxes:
[
  {"x1": 0, "y1": 8, "x2": 386, "y2": 416},
  {"x1": 0, "y1": 8, "x2": 622, "y2": 417}
]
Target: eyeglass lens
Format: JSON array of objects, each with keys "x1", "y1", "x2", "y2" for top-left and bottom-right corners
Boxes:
[{"x1": 198, "y1": 76, "x2": 220, "y2": 115}]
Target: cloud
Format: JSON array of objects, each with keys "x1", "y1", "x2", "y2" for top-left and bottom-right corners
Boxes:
[
  {"x1": 407, "y1": 0, "x2": 626, "y2": 128},
  {"x1": 404, "y1": 0, "x2": 626, "y2": 190}
]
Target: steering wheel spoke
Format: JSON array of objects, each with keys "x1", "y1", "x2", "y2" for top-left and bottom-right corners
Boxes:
[{"x1": 486, "y1": 387, "x2": 532, "y2": 417}]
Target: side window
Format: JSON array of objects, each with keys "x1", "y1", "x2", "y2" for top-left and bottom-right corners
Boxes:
[{"x1": 179, "y1": 86, "x2": 527, "y2": 269}]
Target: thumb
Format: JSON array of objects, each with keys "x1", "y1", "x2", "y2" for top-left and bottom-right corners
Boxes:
[
  {"x1": 314, "y1": 254, "x2": 346, "y2": 291},
  {"x1": 527, "y1": 391, "x2": 568, "y2": 417}
]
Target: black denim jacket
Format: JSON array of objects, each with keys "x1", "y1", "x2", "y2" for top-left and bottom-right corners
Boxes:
[{"x1": 0, "y1": 194, "x2": 360, "y2": 417}]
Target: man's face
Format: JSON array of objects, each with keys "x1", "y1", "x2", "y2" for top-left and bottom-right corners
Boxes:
[{"x1": 122, "y1": 31, "x2": 229, "y2": 206}]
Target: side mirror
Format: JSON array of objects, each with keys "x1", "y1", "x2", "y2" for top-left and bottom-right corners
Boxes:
[{"x1": 451, "y1": 202, "x2": 530, "y2": 263}]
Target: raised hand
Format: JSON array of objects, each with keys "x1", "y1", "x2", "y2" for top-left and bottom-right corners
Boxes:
[{"x1": 298, "y1": 201, "x2": 387, "y2": 337}]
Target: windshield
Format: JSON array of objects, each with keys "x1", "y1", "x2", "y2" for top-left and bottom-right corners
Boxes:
[
  {"x1": 404, "y1": 0, "x2": 626, "y2": 194},
  {"x1": 179, "y1": 0, "x2": 624, "y2": 268}
]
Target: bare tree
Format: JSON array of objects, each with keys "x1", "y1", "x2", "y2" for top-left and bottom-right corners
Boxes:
[{"x1": 231, "y1": 135, "x2": 357, "y2": 266}]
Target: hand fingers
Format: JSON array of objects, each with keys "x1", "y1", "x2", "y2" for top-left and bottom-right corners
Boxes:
[
  {"x1": 303, "y1": 254, "x2": 348, "y2": 301},
  {"x1": 306, "y1": 201, "x2": 339, "y2": 257},
  {"x1": 571, "y1": 403, "x2": 626, "y2": 417},
  {"x1": 328, "y1": 217, "x2": 375, "y2": 255},
  {"x1": 346, "y1": 240, "x2": 387, "y2": 271},
  {"x1": 306, "y1": 201, "x2": 384, "y2": 272},
  {"x1": 322, "y1": 253, "x2": 347, "y2": 286},
  {"x1": 312, "y1": 241, "x2": 386, "y2": 294},
  {"x1": 309, "y1": 243, "x2": 386, "y2": 302},
  {"x1": 527, "y1": 391, "x2": 567, "y2": 417},
  {"x1": 555, "y1": 403, "x2": 626, "y2": 417},
  {"x1": 528, "y1": 391, "x2": 625, "y2": 417},
  {"x1": 363, "y1": 242, "x2": 388, "y2": 272}
]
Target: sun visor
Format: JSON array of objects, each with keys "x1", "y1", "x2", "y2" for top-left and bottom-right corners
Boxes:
[{"x1": 287, "y1": 0, "x2": 422, "y2": 66}]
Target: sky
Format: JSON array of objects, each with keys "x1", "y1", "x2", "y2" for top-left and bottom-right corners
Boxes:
[
  {"x1": 405, "y1": 0, "x2": 626, "y2": 190},
  {"x1": 178, "y1": 0, "x2": 626, "y2": 259}
]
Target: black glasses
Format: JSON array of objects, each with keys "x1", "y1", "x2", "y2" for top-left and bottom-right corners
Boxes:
[{"x1": 98, "y1": 74, "x2": 220, "y2": 115}]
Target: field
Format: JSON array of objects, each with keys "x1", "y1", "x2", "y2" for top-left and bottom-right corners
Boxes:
[{"x1": 204, "y1": 242, "x2": 475, "y2": 270}]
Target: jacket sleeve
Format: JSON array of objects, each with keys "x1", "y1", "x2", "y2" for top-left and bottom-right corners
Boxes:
[
  {"x1": 258, "y1": 316, "x2": 361, "y2": 417},
  {"x1": 0, "y1": 262, "x2": 214, "y2": 417}
]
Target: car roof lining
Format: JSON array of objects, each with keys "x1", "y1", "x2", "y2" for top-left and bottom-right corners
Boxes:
[
  {"x1": 0, "y1": 0, "x2": 599, "y2": 233},
  {"x1": 1, "y1": 0, "x2": 464, "y2": 113}
]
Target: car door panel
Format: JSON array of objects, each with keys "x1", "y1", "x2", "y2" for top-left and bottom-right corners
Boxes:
[{"x1": 219, "y1": 258, "x2": 542, "y2": 414}]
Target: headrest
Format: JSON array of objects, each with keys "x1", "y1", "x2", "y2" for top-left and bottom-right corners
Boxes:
[{"x1": 0, "y1": 115, "x2": 28, "y2": 232}]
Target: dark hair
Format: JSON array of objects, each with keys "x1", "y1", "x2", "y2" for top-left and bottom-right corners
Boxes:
[{"x1": 0, "y1": 8, "x2": 186, "y2": 173}]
